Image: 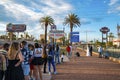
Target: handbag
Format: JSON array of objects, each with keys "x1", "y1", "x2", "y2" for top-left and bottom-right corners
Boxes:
[{"x1": 42, "y1": 53, "x2": 47, "y2": 58}]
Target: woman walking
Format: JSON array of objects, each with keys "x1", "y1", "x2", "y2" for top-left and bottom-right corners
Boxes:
[{"x1": 47, "y1": 45, "x2": 57, "y2": 75}]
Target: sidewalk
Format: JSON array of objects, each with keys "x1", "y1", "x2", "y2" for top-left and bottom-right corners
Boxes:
[
  {"x1": 51, "y1": 48, "x2": 120, "y2": 80},
  {"x1": 42, "y1": 55, "x2": 69, "y2": 80},
  {"x1": 42, "y1": 73, "x2": 51, "y2": 80}
]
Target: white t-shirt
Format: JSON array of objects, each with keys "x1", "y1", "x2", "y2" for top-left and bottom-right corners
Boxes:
[
  {"x1": 61, "y1": 55, "x2": 64, "y2": 58},
  {"x1": 34, "y1": 48, "x2": 43, "y2": 57},
  {"x1": 70, "y1": 46, "x2": 72, "y2": 52}
]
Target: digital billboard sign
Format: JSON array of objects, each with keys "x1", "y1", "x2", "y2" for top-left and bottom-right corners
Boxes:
[{"x1": 6, "y1": 24, "x2": 26, "y2": 32}]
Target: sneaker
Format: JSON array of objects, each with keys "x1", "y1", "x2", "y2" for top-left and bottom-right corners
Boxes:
[
  {"x1": 49, "y1": 72, "x2": 51, "y2": 75},
  {"x1": 54, "y1": 71, "x2": 57, "y2": 74},
  {"x1": 29, "y1": 77, "x2": 33, "y2": 80}
]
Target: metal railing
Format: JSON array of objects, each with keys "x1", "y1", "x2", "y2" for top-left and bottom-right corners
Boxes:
[{"x1": 79, "y1": 45, "x2": 120, "y2": 58}]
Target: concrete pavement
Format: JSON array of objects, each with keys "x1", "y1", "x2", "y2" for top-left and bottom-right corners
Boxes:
[
  {"x1": 51, "y1": 48, "x2": 120, "y2": 80},
  {"x1": 42, "y1": 55, "x2": 70, "y2": 80}
]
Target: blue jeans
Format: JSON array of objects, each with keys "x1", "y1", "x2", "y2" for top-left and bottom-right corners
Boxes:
[
  {"x1": 48, "y1": 58, "x2": 56, "y2": 72},
  {"x1": 55, "y1": 52, "x2": 60, "y2": 63}
]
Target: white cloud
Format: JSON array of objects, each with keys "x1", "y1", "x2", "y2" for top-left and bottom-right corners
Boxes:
[
  {"x1": 0, "y1": 0, "x2": 73, "y2": 39},
  {"x1": 109, "y1": 0, "x2": 118, "y2": 6},
  {"x1": 40, "y1": 0, "x2": 72, "y2": 16},
  {"x1": 0, "y1": 22, "x2": 7, "y2": 35},
  {"x1": 108, "y1": 0, "x2": 120, "y2": 14},
  {"x1": 0, "y1": 22, "x2": 6, "y2": 31},
  {"x1": 116, "y1": 6, "x2": 120, "y2": 10},
  {"x1": 0, "y1": 1, "x2": 42, "y2": 22}
]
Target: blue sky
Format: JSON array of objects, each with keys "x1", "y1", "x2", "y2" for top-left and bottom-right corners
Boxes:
[{"x1": 0, "y1": 0, "x2": 120, "y2": 42}]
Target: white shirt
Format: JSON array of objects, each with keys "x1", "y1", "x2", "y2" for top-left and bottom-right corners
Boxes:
[
  {"x1": 34, "y1": 48, "x2": 43, "y2": 57},
  {"x1": 98, "y1": 47, "x2": 102, "y2": 53}
]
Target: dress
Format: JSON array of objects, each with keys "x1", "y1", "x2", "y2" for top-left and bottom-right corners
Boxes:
[
  {"x1": 86, "y1": 46, "x2": 90, "y2": 56},
  {"x1": 5, "y1": 54, "x2": 24, "y2": 80}
]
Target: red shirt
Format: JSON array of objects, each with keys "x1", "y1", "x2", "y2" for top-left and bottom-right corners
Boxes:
[{"x1": 66, "y1": 46, "x2": 70, "y2": 52}]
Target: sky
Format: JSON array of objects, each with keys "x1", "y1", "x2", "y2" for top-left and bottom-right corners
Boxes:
[{"x1": 0, "y1": 0, "x2": 120, "y2": 42}]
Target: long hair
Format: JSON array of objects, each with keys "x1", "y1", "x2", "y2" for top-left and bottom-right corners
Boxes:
[
  {"x1": 8, "y1": 42, "x2": 20, "y2": 59},
  {"x1": 34, "y1": 43, "x2": 39, "y2": 48}
]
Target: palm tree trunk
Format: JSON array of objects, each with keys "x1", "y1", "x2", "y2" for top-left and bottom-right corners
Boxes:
[
  {"x1": 44, "y1": 24, "x2": 48, "y2": 56},
  {"x1": 70, "y1": 24, "x2": 73, "y2": 45},
  {"x1": 45, "y1": 25, "x2": 47, "y2": 45}
]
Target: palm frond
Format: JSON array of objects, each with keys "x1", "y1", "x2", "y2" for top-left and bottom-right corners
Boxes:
[{"x1": 63, "y1": 13, "x2": 81, "y2": 30}]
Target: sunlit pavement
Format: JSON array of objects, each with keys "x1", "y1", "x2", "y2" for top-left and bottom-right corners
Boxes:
[
  {"x1": 42, "y1": 55, "x2": 69, "y2": 80},
  {"x1": 51, "y1": 49, "x2": 120, "y2": 80},
  {"x1": 42, "y1": 73, "x2": 52, "y2": 80}
]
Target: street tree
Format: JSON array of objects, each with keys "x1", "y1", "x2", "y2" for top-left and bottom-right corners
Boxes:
[{"x1": 63, "y1": 13, "x2": 81, "y2": 45}]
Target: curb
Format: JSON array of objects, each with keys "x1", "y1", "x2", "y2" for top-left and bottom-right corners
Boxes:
[
  {"x1": 109, "y1": 57, "x2": 120, "y2": 63},
  {"x1": 92, "y1": 51, "x2": 120, "y2": 64}
]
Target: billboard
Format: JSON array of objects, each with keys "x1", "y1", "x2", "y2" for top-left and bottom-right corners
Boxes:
[
  {"x1": 49, "y1": 30, "x2": 64, "y2": 39},
  {"x1": 6, "y1": 23, "x2": 26, "y2": 32}
]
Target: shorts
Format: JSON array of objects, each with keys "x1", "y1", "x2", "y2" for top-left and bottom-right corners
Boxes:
[
  {"x1": 22, "y1": 65, "x2": 30, "y2": 76},
  {"x1": 31, "y1": 57, "x2": 44, "y2": 65}
]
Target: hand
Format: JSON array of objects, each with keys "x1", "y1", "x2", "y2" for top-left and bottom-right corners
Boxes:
[{"x1": 15, "y1": 62, "x2": 21, "y2": 67}]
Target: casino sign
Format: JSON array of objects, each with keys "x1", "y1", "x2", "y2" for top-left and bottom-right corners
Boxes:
[{"x1": 100, "y1": 27, "x2": 110, "y2": 34}]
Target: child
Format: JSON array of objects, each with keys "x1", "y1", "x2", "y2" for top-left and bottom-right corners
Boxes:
[{"x1": 61, "y1": 52, "x2": 65, "y2": 63}]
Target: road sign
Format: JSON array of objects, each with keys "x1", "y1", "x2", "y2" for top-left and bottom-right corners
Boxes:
[
  {"x1": 71, "y1": 32, "x2": 79, "y2": 34},
  {"x1": 70, "y1": 32, "x2": 79, "y2": 42}
]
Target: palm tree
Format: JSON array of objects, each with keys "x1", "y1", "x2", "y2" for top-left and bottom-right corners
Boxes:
[
  {"x1": 39, "y1": 16, "x2": 54, "y2": 45},
  {"x1": 108, "y1": 32, "x2": 114, "y2": 42},
  {"x1": 63, "y1": 13, "x2": 81, "y2": 45},
  {"x1": 8, "y1": 32, "x2": 14, "y2": 41},
  {"x1": 39, "y1": 16, "x2": 54, "y2": 73}
]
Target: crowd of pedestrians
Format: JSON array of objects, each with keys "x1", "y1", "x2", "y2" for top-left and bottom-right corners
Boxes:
[
  {"x1": 0, "y1": 40, "x2": 65, "y2": 80},
  {"x1": 0, "y1": 40, "x2": 108, "y2": 80}
]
